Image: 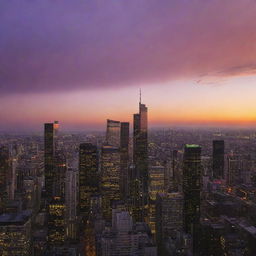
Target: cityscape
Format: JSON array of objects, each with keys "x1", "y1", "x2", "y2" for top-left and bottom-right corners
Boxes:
[
  {"x1": 1, "y1": 1, "x2": 256, "y2": 256},
  {"x1": 2, "y1": 98, "x2": 256, "y2": 255}
]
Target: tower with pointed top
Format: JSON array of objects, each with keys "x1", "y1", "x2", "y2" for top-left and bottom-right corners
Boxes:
[{"x1": 132, "y1": 90, "x2": 148, "y2": 221}]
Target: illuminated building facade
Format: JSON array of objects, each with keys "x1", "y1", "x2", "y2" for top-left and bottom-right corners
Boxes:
[
  {"x1": 148, "y1": 165, "x2": 165, "y2": 235},
  {"x1": 213, "y1": 140, "x2": 225, "y2": 179},
  {"x1": 149, "y1": 166, "x2": 165, "y2": 201},
  {"x1": 0, "y1": 210, "x2": 32, "y2": 256},
  {"x1": 48, "y1": 151, "x2": 67, "y2": 248},
  {"x1": 79, "y1": 143, "x2": 99, "y2": 217},
  {"x1": 101, "y1": 145, "x2": 120, "y2": 220},
  {"x1": 48, "y1": 197, "x2": 66, "y2": 246},
  {"x1": 106, "y1": 119, "x2": 121, "y2": 147},
  {"x1": 183, "y1": 144, "x2": 201, "y2": 253}
]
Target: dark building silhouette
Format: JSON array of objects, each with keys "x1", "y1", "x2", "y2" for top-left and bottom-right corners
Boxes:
[
  {"x1": 44, "y1": 121, "x2": 59, "y2": 200},
  {"x1": 132, "y1": 99, "x2": 148, "y2": 221},
  {"x1": 44, "y1": 122, "x2": 67, "y2": 247},
  {"x1": 213, "y1": 140, "x2": 225, "y2": 179},
  {"x1": 120, "y1": 122, "x2": 129, "y2": 200},
  {"x1": 183, "y1": 144, "x2": 201, "y2": 253},
  {"x1": 0, "y1": 146, "x2": 10, "y2": 213},
  {"x1": 53, "y1": 151, "x2": 66, "y2": 199},
  {"x1": 156, "y1": 192, "x2": 183, "y2": 255},
  {"x1": 79, "y1": 143, "x2": 99, "y2": 217}
]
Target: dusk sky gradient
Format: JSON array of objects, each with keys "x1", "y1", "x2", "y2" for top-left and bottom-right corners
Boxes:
[{"x1": 1, "y1": 0, "x2": 256, "y2": 131}]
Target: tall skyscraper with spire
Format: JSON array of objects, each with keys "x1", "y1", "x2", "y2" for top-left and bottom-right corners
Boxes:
[{"x1": 132, "y1": 91, "x2": 148, "y2": 221}]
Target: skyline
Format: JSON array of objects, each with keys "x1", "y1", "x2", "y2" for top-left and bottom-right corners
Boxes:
[
  {"x1": 3, "y1": 80, "x2": 256, "y2": 132},
  {"x1": 1, "y1": 0, "x2": 256, "y2": 131}
]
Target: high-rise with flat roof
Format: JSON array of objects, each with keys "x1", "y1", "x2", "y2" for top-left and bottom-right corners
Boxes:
[
  {"x1": 44, "y1": 121, "x2": 59, "y2": 200},
  {"x1": 213, "y1": 140, "x2": 225, "y2": 179},
  {"x1": 106, "y1": 119, "x2": 121, "y2": 147},
  {"x1": 183, "y1": 144, "x2": 201, "y2": 253}
]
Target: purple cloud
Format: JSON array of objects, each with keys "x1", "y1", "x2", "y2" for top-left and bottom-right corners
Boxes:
[{"x1": 1, "y1": 0, "x2": 256, "y2": 94}]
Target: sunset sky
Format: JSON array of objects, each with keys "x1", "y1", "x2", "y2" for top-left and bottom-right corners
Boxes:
[{"x1": 1, "y1": 0, "x2": 256, "y2": 131}]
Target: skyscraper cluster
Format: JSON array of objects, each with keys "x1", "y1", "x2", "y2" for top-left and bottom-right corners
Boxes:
[{"x1": 2, "y1": 96, "x2": 256, "y2": 256}]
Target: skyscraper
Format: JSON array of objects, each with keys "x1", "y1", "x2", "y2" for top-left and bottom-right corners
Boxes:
[
  {"x1": 44, "y1": 121, "x2": 59, "y2": 200},
  {"x1": 213, "y1": 140, "x2": 225, "y2": 179},
  {"x1": 120, "y1": 122, "x2": 129, "y2": 200},
  {"x1": 183, "y1": 144, "x2": 201, "y2": 253},
  {"x1": 156, "y1": 192, "x2": 183, "y2": 254},
  {"x1": 101, "y1": 145, "x2": 121, "y2": 220},
  {"x1": 48, "y1": 151, "x2": 67, "y2": 248},
  {"x1": 79, "y1": 143, "x2": 99, "y2": 217},
  {"x1": 148, "y1": 165, "x2": 166, "y2": 236},
  {"x1": 0, "y1": 146, "x2": 10, "y2": 213},
  {"x1": 48, "y1": 197, "x2": 66, "y2": 246},
  {"x1": 132, "y1": 97, "x2": 148, "y2": 220},
  {"x1": 106, "y1": 119, "x2": 121, "y2": 147},
  {"x1": 66, "y1": 166, "x2": 78, "y2": 241}
]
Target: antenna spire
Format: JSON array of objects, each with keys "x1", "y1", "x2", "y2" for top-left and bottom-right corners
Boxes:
[{"x1": 139, "y1": 88, "x2": 141, "y2": 104}]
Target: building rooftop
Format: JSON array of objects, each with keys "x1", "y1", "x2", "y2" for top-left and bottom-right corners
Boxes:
[
  {"x1": 185, "y1": 144, "x2": 200, "y2": 148},
  {"x1": 0, "y1": 210, "x2": 32, "y2": 226}
]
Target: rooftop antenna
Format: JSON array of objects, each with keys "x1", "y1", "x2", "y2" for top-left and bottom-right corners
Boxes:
[{"x1": 139, "y1": 88, "x2": 141, "y2": 104}]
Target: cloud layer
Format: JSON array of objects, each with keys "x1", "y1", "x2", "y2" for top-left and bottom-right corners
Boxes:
[{"x1": 1, "y1": 0, "x2": 256, "y2": 94}]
